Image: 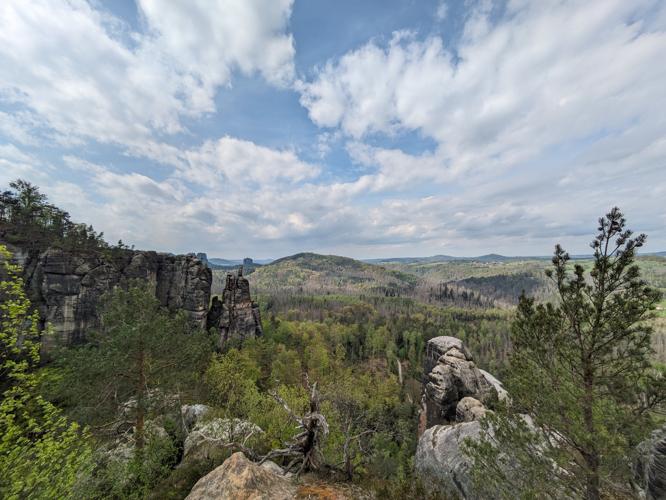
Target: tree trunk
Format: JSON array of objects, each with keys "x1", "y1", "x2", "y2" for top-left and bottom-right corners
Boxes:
[
  {"x1": 582, "y1": 366, "x2": 599, "y2": 500},
  {"x1": 135, "y1": 347, "x2": 146, "y2": 451}
]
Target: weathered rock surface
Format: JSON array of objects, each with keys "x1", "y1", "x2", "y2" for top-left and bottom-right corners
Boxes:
[
  {"x1": 7, "y1": 244, "x2": 211, "y2": 345},
  {"x1": 186, "y1": 451, "x2": 296, "y2": 500},
  {"x1": 416, "y1": 336, "x2": 506, "y2": 499},
  {"x1": 422, "y1": 336, "x2": 498, "y2": 427},
  {"x1": 456, "y1": 397, "x2": 487, "y2": 422},
  {"x1": 415, "y1": 421, "x2": 483, "y2": 499},
  {"x1": 183, "y1": 418, "x2": 262, "y2": 463},
  {"x1": 207, "y1": 266, "x2": 262, "y2": 346},
  {"x1": 181, "y1": 404, "x2": 211, "y2": 432},
  {"x1": 635, "y1": 424, "x2": 666, "y2": 499},
  {"x1": 479, "y1": 369, "x2": 509, "y2": 402}
]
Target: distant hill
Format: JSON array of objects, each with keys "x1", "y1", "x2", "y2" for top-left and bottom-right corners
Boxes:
[
  {"x1": 364, "y1": 253, "x2": 546, "y2": 264},
  {"x1": 364, "y1": 254, "x2": 458, "y2": 264},
  {"x1": 209, "y1": 258, "x2": 242, "y2": 266},
  {"x1": 247, "y1": 252, "x2": 418, "y2": 296},
  {"x1": 209, "y1": 257, "x2": 274, "y2": 267},
  {"x1": 365, "y1": 251, "x2": 666, "y2": 265}
]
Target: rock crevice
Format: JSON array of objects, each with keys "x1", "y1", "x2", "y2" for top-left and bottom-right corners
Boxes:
[
  {"x1": 416, "y1": 335, "x2": 505, "y2": 499},
  {"x1": 206, "y1": 266, "x2": 263, "y2": 346}
]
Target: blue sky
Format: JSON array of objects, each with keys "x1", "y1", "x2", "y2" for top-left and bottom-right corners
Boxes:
[{"x1": 1, "y1": 0, "x2": 665, "y2": 259}]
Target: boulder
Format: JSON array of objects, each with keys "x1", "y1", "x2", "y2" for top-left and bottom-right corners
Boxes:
[
  {"x1": 456, "y1": 397, "x2": 487, "y2": 422},
  {"x1": 635, "y1": 424, "x2": 666, "y2": 499},
  {"x1": 479, "y1": 369, "x2": 509, "y2": 402},
  {"x1": 181, "y1": 404, "x2": 211, "y2": 431},
  {"x1": 415, "y1": 421, "x2": 482, "y2": 499},
  {"x1": 183, "y1": 418, "x2": 262, "y2": 463},
  {"x1": 422, "y1": 336, "x2": 498, "y2": 427},
  {"x1": 185, "y1": 452, "x2": 296, "y2": 500}
]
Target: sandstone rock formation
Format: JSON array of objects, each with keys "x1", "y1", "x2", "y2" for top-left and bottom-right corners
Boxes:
[
  {"x1": 415, "y1": 421, "x2": 483, "y2": 499},
  {"x1": 415, "y1": 336, "x2": 504, "y2": 499},
  {"x1": 183, "y1": 418, "x2": 262, "y2": 463},
  {"x1": 421, "y1": 336, "x2": 498, "y2": 428},
  {"x1": 206, "y1": 266, "x2": 263, "y2": 346},
  {"x1": 181, "y1": 404, "x2": 211, "y2": 432},
  {"x1": 186, "y1": 451, "x2": 297, "y2": 500},
  {"x1": 7, "y1": 244, "x2": 211, "y2": 345},
  {"x1": 456, "y1": 396, "x2": 488, "y2": 422},
  {"x1": 635, "y1": 424, "x2": 666, "y2": 499}
]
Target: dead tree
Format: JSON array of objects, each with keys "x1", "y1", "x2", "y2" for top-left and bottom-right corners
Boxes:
[{"x1": 260, "y1": 375, "x2": 329, "y2": 476}]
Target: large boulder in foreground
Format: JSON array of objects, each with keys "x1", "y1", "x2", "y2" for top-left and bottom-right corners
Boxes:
[
  {"x1": 185, "y1": 452, "x2": 296, "y2": 500},
  {"x1": 422, "y1": 336, "x2": 498, "y2": 427},
  {"x1": 635, "y1": 424, "x2": 666, "y2": 499},
  {"x1": 415, "y1": 421, "x2": 483, "y2": 499}
]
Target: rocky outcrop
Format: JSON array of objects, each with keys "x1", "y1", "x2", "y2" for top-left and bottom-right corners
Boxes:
[
  {"x1": 635, "y1": 424, "x2": 666, "y2": 499},
  {"x1": 6, "y1": 244, "x2": 211, "y2": 345},
  {"x1": 183, "y1": 418, "x2": 262, "y2": 464},
  {"x1": 415, "y1": 421, "x2": 483, "y2": 499},
  {"x1": 456, "y1": 397, "x2": 487, "y2": 422},
  {"x1": 421, "y1": 336, "x2": 498, "y2": 428},
  {"x1": 186, "y1": 452, "x2": 297, "y2": 500},
  {"x1": 181, "y1": 404, "x2": 211, "y2": 432},
  {"x1": 416, "y1": 336, "x2": 504, "y2": 499},
  {"x1": 206, "y1": 266, "x2": 262, "y2": 346}
]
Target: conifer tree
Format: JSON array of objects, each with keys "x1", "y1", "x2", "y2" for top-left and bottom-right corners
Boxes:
[
  {"x1": 56, "y1": 283, "x2": 211, "y2": 451},
  {"x1": 465, "y1": 208, "x2": 665, "y2": 499}
]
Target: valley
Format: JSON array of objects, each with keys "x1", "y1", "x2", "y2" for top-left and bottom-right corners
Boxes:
[{"x1": 1, "y1": 181, "x2": 664, "y2": 499}]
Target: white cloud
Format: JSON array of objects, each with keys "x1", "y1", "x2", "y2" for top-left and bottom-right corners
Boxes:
[
  {"x1": 299, "y1": 0, "x2": 666, "y2": 180},
  {"x1": 2, "y1": 0, "x2": 665, "y2": 257},
  {"x1": 0, "y1": 0, "x2": 295, "y2": 150},
  {"x1": 181, "y1": 136, "x2": 320, "y2": 186}
]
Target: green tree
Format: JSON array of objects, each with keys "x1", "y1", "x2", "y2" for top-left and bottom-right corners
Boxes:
[
  {"x1": 0, "y1": 245, "x2": 91, "y2": 499},
  {"x1": 56, "y1": 283, "x2": 211, "y2": 451},
  {"x1": 270, "y1": 345, "x2": 303, "y2": 386},
  {"x1": 465, "y1": 208, "x2": 665, "y2": 499},
  {"x1": 205, "y1": 347, "x2": 262, "y2": 418}
]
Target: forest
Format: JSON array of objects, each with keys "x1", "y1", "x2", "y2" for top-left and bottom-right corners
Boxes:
[{"x1": 1, "y1": 181, "x2": 665, "y2": 499}]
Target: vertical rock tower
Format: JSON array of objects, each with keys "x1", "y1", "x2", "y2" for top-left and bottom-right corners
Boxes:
[{"x1": 206, "y1": 266, "x2": 263, "y2": 346}]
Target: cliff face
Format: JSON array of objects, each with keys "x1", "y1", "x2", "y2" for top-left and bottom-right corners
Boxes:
[
  {"x1": 206, "y1": 266, "x2": 262, "y2": 346},
  {"x1": 7, "y1": 244, "x2": 212, "y2": 345}
]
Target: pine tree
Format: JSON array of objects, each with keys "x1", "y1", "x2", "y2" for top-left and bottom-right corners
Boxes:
[
  {"x1": 465, "y1": 208, "x2": 665, "y2": 499},
  {"x1": 56, "y1": 283, "x2": 211, "y2": 451}
]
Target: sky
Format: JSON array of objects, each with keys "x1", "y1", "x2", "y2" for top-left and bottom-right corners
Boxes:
[{"x1": 0, "y1": 0, "x2": 665, "y2": 259}]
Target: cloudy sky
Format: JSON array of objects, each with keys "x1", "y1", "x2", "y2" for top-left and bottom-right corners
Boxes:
[{"x1": 1, "y1": 0, "x2": 665, "y2": 259}]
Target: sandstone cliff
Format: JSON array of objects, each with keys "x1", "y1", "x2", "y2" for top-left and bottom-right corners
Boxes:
[
  {"x1": 415, "y1": 335, "x2": 506, "y2": 499},
  {"x1": 4, "y1": 243, "x2": 212, "y2": 345},
  {"x1": 206, "y1": 266, "x2": 263, "y2": 346}
]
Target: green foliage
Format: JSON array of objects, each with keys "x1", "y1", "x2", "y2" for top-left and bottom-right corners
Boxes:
[
  {"x1": 205, "y1": 348, "x2": 262, "y2": 419},
  {"x1": 0, "y1": 244, "x2": 92, "y2": 499},
  {"x1": 465, "y1": 208, "x2": 666, "y2": 499},
  {"x1": 75, "y1": 431, "x2": 178, "y2": 500},
  {"x1": 201, "y1": 301, "x2": 422, "y2": 491},
  {"x1": 227, "y1": 252, "x2": 418, "y2": 298},
  {"x1": 53, "y1": 283, "x2": 211, "y2": 441},
  {"x1": 1, "y1": 179, "x2": 109, "y2": 252}
]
